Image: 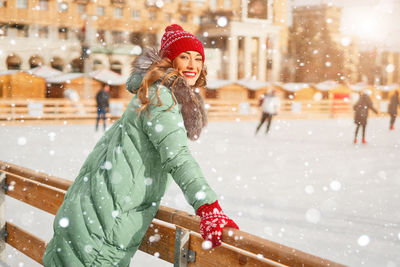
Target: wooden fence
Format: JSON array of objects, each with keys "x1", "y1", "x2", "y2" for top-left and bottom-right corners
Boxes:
[
  {"x1": 0, "y1": 161, "x2": 347, "y2": 266},
  {"x1": 0, "y1": 98, "x2": 365, "y2": 123}
]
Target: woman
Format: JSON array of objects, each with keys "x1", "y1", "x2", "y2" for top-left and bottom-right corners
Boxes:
[
  {"x1": 43, "y1": 24, "x2": 238, "y2": 266},
  {"x1": 353, "y1": 90, "x2": 378, "y2": 144}
]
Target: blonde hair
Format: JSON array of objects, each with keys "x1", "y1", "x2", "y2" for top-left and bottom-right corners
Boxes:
[{"x1": 136, "y1": 57, "x2": 207, "y2": 112}]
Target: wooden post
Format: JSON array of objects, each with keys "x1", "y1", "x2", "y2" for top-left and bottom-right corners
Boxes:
[{"x1": 0, "y1": 171, "x2": 6, "y2": 261}]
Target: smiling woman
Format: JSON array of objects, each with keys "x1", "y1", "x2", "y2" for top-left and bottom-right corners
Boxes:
[{"x1": 42, "y1": 24, "x2": 238, "y2": 267}]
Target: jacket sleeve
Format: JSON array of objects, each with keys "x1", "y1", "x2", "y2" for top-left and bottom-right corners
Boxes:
[{"x1": 142, "y1": 86, "x2": 218, "y2": 211}]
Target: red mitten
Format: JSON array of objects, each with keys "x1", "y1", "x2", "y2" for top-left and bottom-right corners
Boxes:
[{"x1": 196, "y1": 200, "x2": 239, "y2": 248}]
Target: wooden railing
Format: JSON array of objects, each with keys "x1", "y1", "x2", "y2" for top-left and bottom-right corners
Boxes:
[
  {"x1": 0, "y1": 161, "x2": 347, "y2": 266},
  {"x1": 0, "y1": 98, "x2": 363, "y2": 123}
]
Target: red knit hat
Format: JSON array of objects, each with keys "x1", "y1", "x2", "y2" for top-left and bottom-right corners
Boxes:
[{"x1": 159, "y1": 24, "x2": 205, "y2": 62}]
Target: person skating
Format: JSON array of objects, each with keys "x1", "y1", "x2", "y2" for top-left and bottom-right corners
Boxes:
[
  {"x1": 95, "y1": 83, "x2": 110, "y2": 131},
  {"x1": 43, "y1": 24, "x2": 238, "y2": 266},
  {"x1": 353, "y1": 90, "x2": 378, "y2": 144},
  {"x1": 255, "y1": 89, "x2": 280, "y2": 134},
  {"x1": 388, "y1": 91, "x2": 399, "y2": 130}
]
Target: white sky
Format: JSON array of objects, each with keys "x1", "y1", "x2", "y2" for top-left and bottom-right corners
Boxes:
[{"x1": 292, "y1": 0, "x2": 400, "y2": 51}]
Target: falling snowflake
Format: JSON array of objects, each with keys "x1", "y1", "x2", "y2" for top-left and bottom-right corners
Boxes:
[
  {"x1": 357, "y1": 235, "x2": 370, "y2": 246},
  {"x1": 59, "y1": 217, "x2": 69, "y2": 228},
  {"x1": 305, "y1": 185, "x2": 314, "y2": 194},
  {"x1": 155, "y1": 124, "x2": 164, "y2": 132},
  {"x1": 103, "y1": 161, "x2": 112, "y2": 170},
  {"x1": 330, "y1": 180, "x2": 341, "y2": 191},
  {"x1": 195, "y1": 191, "x2": 206, "y2": 200},
  {"x1": 112, "y1": 210, "x2": 119, "y2": 218},
  {"x1": 201, "y1": 240, "x2": 212, "y2": 250},
  {"x1": 84, "y1": 245, "x2": 93, "y2": 253},
  {"x1": 144, "y1": 177, "x2": 153, "y2": 186},
  {"x1": 17, "y1": 137, "x2": 27, "y2": 146},
  {"x1": 305, "y1": 208, "x2": 321, "y2": 224}
]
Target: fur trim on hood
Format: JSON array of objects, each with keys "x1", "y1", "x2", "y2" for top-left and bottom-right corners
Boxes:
[{"x1": 126, "y1": 48, "x2": 208, "y2": 141}]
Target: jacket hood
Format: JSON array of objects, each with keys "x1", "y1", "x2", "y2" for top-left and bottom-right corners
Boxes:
[
  {"x1": 126, "y1": 48, "x2": 208, "y2": 140},
  {"x1": 126, "y1": 48, "x2": 162, "y2": 93}
]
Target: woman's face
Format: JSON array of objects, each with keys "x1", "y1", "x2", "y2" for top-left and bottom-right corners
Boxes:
[{"x1": 172, "y1": 51, "x2": 203, "y2": 86}]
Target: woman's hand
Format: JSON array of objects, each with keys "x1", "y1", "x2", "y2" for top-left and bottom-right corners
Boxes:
[{"x1": 196, "y1": 200, "x2": 239, "y2": 248}]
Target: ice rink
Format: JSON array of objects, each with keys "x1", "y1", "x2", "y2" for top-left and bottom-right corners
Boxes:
[{"x1": 1, "y1": 117, "x2": 399, "y2": 267}]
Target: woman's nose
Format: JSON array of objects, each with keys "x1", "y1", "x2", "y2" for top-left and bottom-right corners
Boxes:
[{"x1": 187, "y1": 58, "x2": 194, "y2": 68}]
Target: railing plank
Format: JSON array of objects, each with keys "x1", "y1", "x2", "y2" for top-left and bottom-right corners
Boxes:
[
  {"x1": 188, "y1": 231, "x2": 286, "y2": 267},
  {"x1": 4, "y1": 172, "x2": 65, "y2": 215},
  {"x1": 6, "y1": 222, "x2": 46, "y2": 265},
  {"x1": 0, "y1": 161, "x2": 71, "y2": 191},
  {"x1": 155, "y1": 206, "x2": 345, "y2": 267}
]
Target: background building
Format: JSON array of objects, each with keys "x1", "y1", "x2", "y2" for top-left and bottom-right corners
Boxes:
[
  {"x1": 288, "y1": 4, "x2": 359, "y2": 84},
  {"x1": 200, "y1": 0, "x2": 289, "y2": 81},
  {"x1": 0, "y1": 0, "x2": 209, "y2": 75},
  {"x1": 0, "y1": 0, "x2": 289, "y2": 82}
]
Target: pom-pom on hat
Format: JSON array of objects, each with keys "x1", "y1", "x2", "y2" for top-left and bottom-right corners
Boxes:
[{"x1": 159, "y1": 24, "x2": 205, "y2": 62}]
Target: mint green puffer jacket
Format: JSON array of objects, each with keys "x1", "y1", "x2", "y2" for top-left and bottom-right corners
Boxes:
[{"x1": 43, "y1": 54, "x2": 217, "y2": 266}]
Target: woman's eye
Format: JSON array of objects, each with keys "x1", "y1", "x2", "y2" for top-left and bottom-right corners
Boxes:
[{"x1": 196, "y1": 58, "x2": 202, "y2": 61}]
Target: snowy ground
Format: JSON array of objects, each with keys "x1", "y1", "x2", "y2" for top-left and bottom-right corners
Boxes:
[{"x1": 1, "y1": 117, "x2": 400, "y2": 267}]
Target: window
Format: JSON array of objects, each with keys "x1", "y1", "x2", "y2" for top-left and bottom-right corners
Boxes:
[
  {"x1": 114, "y1": 7, "x2": 122, "y2": 18},
  {"x1": 132, "y1": 10, "x2": 140, "y2": 19},
  {"x1": 38, "y1": 0, "x2": 48, "y2": 10},
  {"x1": 224, "y1": 0, "x2": 231, "y2": 8},
  {"x1": 111, "y1": 61, "x2": 122, "y2": 74},
  {"x1": 148, "y1": 11, "x2": 155, "y2": 20},
  {"x1": 248, "y1": 90, "x2": 256, "y2": 99},
  {"x1": 7, "y1": 55, "x2": 22, "y2": 70},
  {"x1": 51, "y1": 57, "x2": 64, "y2": 71},
  {"x1": 78, "y1": 4, "x2": 86, "y2": 14},
  {"x1": 193, "y1": 16, "x2": 201, "y2": 25},
  {"x1": 247, "y1": 0, "x2": 268, "y2": 20},
  {"x1": 210, "y1": 0, "x2": 216, "y2": 10},
  {"x1": 96, "y1": 30, "x2": 105, "y2": 43},
  {"x1": 93, "y1": 59, "x2": 104, "y2": 70},
  {"x1": 112, "y1": 31, "x2": 123, "y2": 44},
  {"x1": 10, "y1": 24, "x2": 28, "y2": 37},
  {"x1": 16, "y1": 0, "x2": 28, "y2": 8},
  {"x1": 194, "y1": 0, "x2": 205, "y2": 6},
  {"x1": 205, "y1": 89, "x2": 218, "y2": 99},
  {"x1": 181, "y1": 14, "x2": 187, "y2": 22},
  {"x1": 164, "y1": 13, "x2": 171, "y2": 22},
  {"x1": 29, "y1": 55, "x2": 44, "y2": 68},
  {"x1": 71, "y1": 58, "x2": 83, "y2": 73},
  {"x1": 58, "y1": 2, "x2": 68, "y2": 12},
  {"x1": 97, "y1": 6, "x2": 104, "y2": 16},
  {"x1": 38, "y1": 26, "x2": 48, "y2": 38},
  {"x1": 0, "y1": 0, "x2": 6, "y2": 8},
  {"x1": 58, "y1": 27, "x2": 68, "y2": 40}
]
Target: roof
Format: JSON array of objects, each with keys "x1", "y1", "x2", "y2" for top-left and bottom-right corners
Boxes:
[
  {"x1": 88, "y1": 69, "x2": 128, "y2": 86},
  {"x1": 0, "y1": 70, "x2": 19, "y2": 76},
  {"x1": 236, "y1": 78, "x2": 270, "y2": 90},
  {"x1": 27, "y1": 66, "x2": 62, "y2": 79},
  {"x1": 206, "y1": 79, "x2": 234, "y2": 90},
  {"x1": 348, "y1": 83, "x2": 370, "y2": 92},
  {"x1": 278, "y1": 83, "x2": 310, "y2": 92},
  {"x1": 314, "y1": 80, "x2": 340, "y2": 91},
  {"x1": 375, "y1": 84, "x2": 399, "y2": 92},
  {"x1": 90, "y1": 45, "x2": 142, "y2": 56},
  {"x1": 46, "y1": 73, "x2": 84, "y2": 84}
]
